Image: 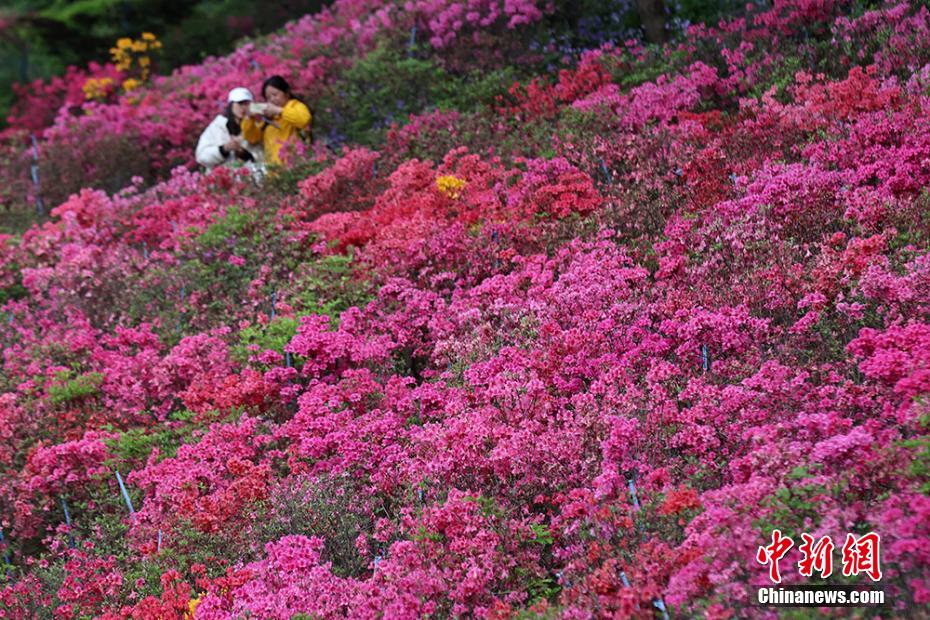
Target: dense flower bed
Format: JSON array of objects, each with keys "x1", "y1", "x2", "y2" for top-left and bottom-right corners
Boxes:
[{"x1": 0, "y1": 0, "x2": 929, "y2": 618}]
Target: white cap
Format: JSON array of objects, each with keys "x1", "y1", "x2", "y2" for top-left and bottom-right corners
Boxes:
[{"x1": 227, "y1": 87, "x2": 254, "y2": 103}]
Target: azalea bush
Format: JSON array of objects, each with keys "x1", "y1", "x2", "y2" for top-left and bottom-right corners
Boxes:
[{"x1": 0, "y1": 0, "x2": 928, "y2": 618}]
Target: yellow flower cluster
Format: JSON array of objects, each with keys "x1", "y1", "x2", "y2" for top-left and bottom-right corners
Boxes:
[
  {"x1": 110, "y1": 32, "x2": 162, "y2": 81},
  {"x1": 185, "y1": 595, "x2": 202, "y2": 619},
  {"x1": 436, "y1": 175, "x2": 467, "y2": 199},
  {"x1": 82, "y1": 77, "x2": 114, "y2": 101}
]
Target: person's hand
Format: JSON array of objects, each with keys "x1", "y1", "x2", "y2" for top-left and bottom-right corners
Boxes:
[
  {"x1": 224, "y1": 138, "x2": 243, "y2": 153},
  {"x1": 263, "y1": 103, "x2": 283, "y2": 116}
]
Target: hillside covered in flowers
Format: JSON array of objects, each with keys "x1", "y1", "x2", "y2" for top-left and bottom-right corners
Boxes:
[{"x1": 0, "y1": 0, "x2": 929, "y2": 617}]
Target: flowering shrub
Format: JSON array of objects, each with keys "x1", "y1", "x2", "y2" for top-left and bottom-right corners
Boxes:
[
  {"x1": 435, "y1": 174, "x2": 466, "y2": 199},
  {"x1": 296, "y1": 147, "x2": 382, "y2": 222},
  {"x1": 109, "y1": 33, "x2": 163, "y2": 85},
  {"x1": 0, "y1": 1, "x2": 928, "y2": 618},
  {"x1": 195, "y1": 535, "x2": 355, "y2": 618},
  {"x1": 411, "y1": 0, "x2": 548, "y2": 49},
  {"x1": 4, "y1": 63, "x2": 120, "y2": 136},
  {"x1": 0, "y1": 0, "x2": 559, "y2": 215}
]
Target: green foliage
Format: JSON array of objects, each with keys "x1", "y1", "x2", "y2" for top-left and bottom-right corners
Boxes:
[
  {"x1": 292, "y1": 250, "x2": 371, "y2": 320},
  {"x1": 515, "y1": 565, "x2": 561, "y2": 609},
  {"x1": 448, "y1": 66, "x2": 522, "y2": 110},
  {"x1": 47, "y1": 370, "x2": 103, "y2": 405},
  {"x1": 509, "y1": 602, "x2": 563, "y2": 620},
  {"x1": 746, "y1": 54, "x2": 806, "y2": 103},
  {"x1": 899, "y1": 410, "x2": 930, "y2": 495},
  {"x1": 674, "y1": 0, "x2": 752, "y2": 26},
  {"x1": 195, "y1": 205, "x2": 252, "y2": 248},
  {"x1": 231, "y1": 249, "x2": 372, "y2": 361},
  {"x1": 462, "y1": 493, "x2": 506, "y2": 519},
  {"x1": 792, "y1": 303, "x2": 884, "y2": 367},
  {"x1": 249, "y1": 473, "x2": 375, "y2": 578},
  {"x1": 499, "y1": 116, "x2": 559, "y2": 162},
  {"x1": 754, "y1": 465, "x2": 849, "y2": 541},
  {"x1": 39, "y1": 129, "x2": 153, "y2": 208},
  {"x1": 166, "y1": 203, "x2": 317, "y2": 337},
  {"x1": 154, "y1": 0, "x2": 330, "y2": 68},
  {"x1": 529, "y1": 523, "x2": 554, "y2": 546},
  {"x1": 27, "y1": 485, "x2": 163, "y2": 608},
  {"x1": 109, "y1": 200, "x2": 366, "y2": 345},
  {"x1": 318, "y1": 44, "x2": 463, "y2": 145},
  {"x1": 0, "y1": 274, "x2": 28, "y2": 304},
  {"x1": 264, "y1": 156, "x2": 327, "y2": 197},
  {"x1": 414, "y1": 525, "x2": 444, "y2": 543},
  {"x1": 606, "y1": 46, "x2": 690, "y2": 91},
  {"x1": 233, "y1": 315, "x2": 299, "y2": 364},
  {"x1": 13, "y1": 554, "x2": 66, "y2": 619},
  {"x1": 124, "y1": 204, "x2": 273, "y2": 340},
  {"x1": 104, "y1": 409, "x2": 196, "y2": 465},
  {"x1": 156, "y1": 515, "x2": 258, "y2": 578},
  {"x1": 556, "y1": 106, "x2": 619, "y2": 166}
]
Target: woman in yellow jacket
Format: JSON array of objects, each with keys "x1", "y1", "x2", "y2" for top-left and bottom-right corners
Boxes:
[{"x1": 242, "y1": 75, "x2": 311, "y2": 165}]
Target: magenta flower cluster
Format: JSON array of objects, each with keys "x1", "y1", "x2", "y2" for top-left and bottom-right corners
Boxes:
[{"x1": 0, "y1": 0, "x2": 929, "y2": 618}]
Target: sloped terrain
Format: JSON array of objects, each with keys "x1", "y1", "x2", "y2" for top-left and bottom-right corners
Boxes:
[{"x1": 0, "y1": 1, "x2": 928, "y2": 617}]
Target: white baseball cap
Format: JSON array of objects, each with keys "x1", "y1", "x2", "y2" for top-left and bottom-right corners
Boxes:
[{"x1": 227, "y1": 87, "x2": 254, "y2": 103}]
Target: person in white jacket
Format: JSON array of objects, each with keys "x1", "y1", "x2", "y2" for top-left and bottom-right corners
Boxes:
[{"x1": 195, "y1": 87, "x2": 264, "y2": 178}]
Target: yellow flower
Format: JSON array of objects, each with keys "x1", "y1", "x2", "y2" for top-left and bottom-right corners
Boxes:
[
  {"x1": 185, "y1": 595, "x2": 202, "y2": 619},
  {"x1": 110, "y1": 46, "x2": 130, "y2": 68},
  {"x1": 122, "y1": 78, "x2": 141, "y2": 91},
  {"x1": 109, "y1": 34, "x2": 161, "y2": 82},
  {"x1": 436, "y1": 175, "x2": 467, "y2": 199},
  {"x1": 82, "y1": 77, "x2": 114, "y2": 100}
]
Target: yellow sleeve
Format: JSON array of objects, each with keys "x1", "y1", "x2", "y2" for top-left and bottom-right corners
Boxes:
[
  {"x1": 241, "y1": 117, "x2": 264, "y2": 144},
  {"x1": 280, "y1": 100, "x2": 311, "y2": 130}
]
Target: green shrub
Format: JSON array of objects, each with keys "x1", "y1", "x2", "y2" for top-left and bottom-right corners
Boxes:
[
  {"x1": 899, "y1": 410, "x2": 930, "y2": 495},
  {"x1": 0, "y1": 274, "x2": 27, "y2": 304},
  {"x1": 195, "y1": 205, "x2": 253, "y2": 248},
  {"x1": 292, "y1": 250, "x2": 372, "y2": 320},
  {"x1": 317, "y1": 44, "x2": 463, "y2": 145},
  {"x1": 233, "y1": 315, "x2": 299, "y2": 364},
  {"x1": 38, "y1": 129, "x2": 153, "y2": 208},
  {"x1": 264, "y1": 156, "x2": 327, "y2": 197},
  {"x1": 104, "y1": 409, "x2": 197, "y2": 466},
  {"x1": 446, "y1": 66, "x2": 521, "y2": 110},
  {"x1": 47, "y1": 370, "x2": 103, "y2": 405},
  {"x1": 249, "y1": 473, "x2": 374, "y2": 578}
]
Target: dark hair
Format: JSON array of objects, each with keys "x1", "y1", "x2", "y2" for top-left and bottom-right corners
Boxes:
[
  {"x1": 262, "y1": 75, "x2": 293, "y2": 99},
  {"x1": 261, "y1": 74, "x2": 314, "y2": 144},
  {"x1": 221, "y1": 103, "x2": 253, "y2": 162},
  {"x1": 224, "y1": 102, "x2": 242, "y2": 136}
]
